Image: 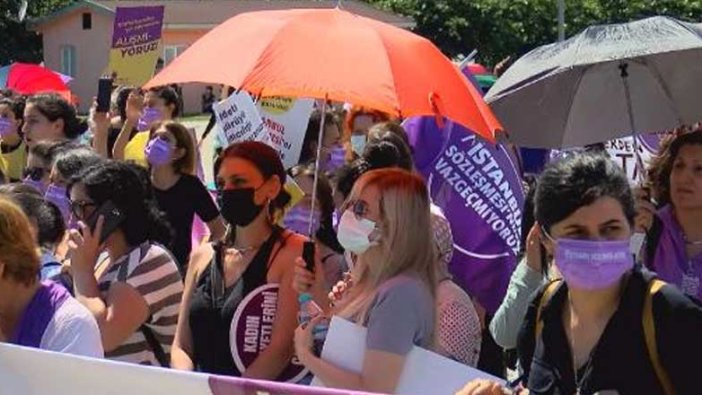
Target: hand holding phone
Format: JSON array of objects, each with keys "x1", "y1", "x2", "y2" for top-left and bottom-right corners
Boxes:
[
  {"x1": 86, "y1": 200, "x2": 125, "y2": 244},
  {"x1": 96, "y1": 77, "x2": 113, "y2": 113}
]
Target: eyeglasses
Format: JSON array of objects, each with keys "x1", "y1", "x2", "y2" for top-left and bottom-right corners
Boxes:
[
  {"x1": 346, "y1": 199, "x2": 369, "y2": 218},
  {"x1": 23, "y1": 167, "x2": 47, "y2": 181},
  {"x1": 70, "y1": 200, "x2": 97, "y2": 220}
]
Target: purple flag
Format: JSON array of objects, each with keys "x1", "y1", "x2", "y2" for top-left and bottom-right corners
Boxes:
[{"x1": 404, "y1": 117, "x2": 524, "y2": 314}]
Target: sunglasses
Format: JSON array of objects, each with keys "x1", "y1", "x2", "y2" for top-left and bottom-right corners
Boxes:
[
  {"x1": 346, "y1": 199, "x2": 369, "y2": 218},
  {"x1": 23, "y1": 167, "x2": 47, "y2": 181}
]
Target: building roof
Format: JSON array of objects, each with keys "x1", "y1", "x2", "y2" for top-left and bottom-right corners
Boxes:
[{"x1": 30, "y1": 0, "x2": 415, "y2": 30}]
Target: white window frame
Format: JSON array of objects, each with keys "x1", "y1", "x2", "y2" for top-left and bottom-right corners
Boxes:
[
  {"x1": 60, "y1": 45, "x2": 76, "y2": 77},
  {"x1": 163, "y1": 45, "x2": 187, "y2": 65}
]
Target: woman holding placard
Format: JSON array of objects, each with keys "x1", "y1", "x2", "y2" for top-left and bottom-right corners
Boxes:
[
  {"x1": 293, "y1": 168, "x2": 437, "y2": 393},
  {"x1": 171, "y1": 141, "x2": 308, "y2": 379}
]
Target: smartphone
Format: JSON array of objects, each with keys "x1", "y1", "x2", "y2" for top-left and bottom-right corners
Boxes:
[
  {"x1": 87, "y1": 200, "x2": 125, "y2": 244},
  {"x1": 303, "y1": 241, "x2": 316, "y2": 273},
  {"x1": 96, "y1": 77, "x2": 113, "y2": 113}
]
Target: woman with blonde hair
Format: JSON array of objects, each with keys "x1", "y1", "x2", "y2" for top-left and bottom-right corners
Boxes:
[
  {"x1": 0, "y1": 196, "x2": 102, "y2": 357},
  {"x1": 294, "y1": 168, "x2": 437, "y2": 393},
  {"x1": 147, "y1": 121, "x2": 226, "y2": 274}
]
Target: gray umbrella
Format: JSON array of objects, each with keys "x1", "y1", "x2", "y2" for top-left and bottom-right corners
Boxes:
[{"x1": 485, "y1": 16, "x2": 702, "y2": 149}]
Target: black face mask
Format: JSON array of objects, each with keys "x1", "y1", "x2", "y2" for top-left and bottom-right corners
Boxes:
[{"x1": 219, "y1": 188, "x2": 266, "y2": 227}]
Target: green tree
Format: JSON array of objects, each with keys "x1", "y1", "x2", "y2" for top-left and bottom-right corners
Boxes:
[
  {"x1": 0, "y1": 0, "x2": 75, "y2": 64},
  {"x1": 367, "y1": 0, "x2": 702, "y2": 68}
]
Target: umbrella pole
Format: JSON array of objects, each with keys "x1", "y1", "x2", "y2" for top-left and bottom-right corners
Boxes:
[
  {"x1": 308, "y1": 99, "x2": 328, "y2": 236},
  {"x1": 620, "y1": 63, "x2": 646, "y2": 184}
]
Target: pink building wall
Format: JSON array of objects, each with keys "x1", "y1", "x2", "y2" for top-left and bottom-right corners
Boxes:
[
  {"x1": 37, "y1": 9, "x2": 113, "y2": 113},
  {"x1": 36, "y1": 8, "x2": 212, "y2": 114}
]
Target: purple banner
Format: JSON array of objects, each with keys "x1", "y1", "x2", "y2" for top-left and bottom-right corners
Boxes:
[
  {"x1": 404, "y1": 117, "x2": 524, "y2": 314},
  {"x1": 230, "y1": 284, "x2": 308, "y2": 383},
  {"x1": 111, "y1": 6, "x2": 165, "y2": 48}
]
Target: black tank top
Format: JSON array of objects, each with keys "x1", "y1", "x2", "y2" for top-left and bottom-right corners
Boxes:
[{"x1": 188, "y1": 226, "x2": 289, "y2": 375}]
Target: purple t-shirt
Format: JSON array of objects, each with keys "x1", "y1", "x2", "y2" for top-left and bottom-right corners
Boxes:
[{"x1": 650, "y1": 205, "x2": 702, "y2": 300}]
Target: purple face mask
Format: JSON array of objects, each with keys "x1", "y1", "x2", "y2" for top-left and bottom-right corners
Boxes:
[
  {"x1": 137, "y1": 107, "x2": 162, "y2": 131},
  {"x1": 555, "y1": 238, "x2": 634, "y2": 290},
  {"x1": 283, "y1": 205, "x2": 321, "y2": 236},
  {"x1": 23, "y1": 178, "x2": 47, "y2": 195},
  {"x1": 322, "y1": 144, "x2": 346, "y2": 172},
  {"x1": 0, "y1": 117, "x2": 13, "y2": 138},
  {"x1": 44, "y1": 184, "x2": 71, "y2": 225},
  {"x1": 145, "y1": 136, "x2": 173, "y2": 166}
]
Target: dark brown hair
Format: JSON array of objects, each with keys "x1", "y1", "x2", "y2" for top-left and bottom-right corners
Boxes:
[{"x1": 647, "y1": 129, "x2": 702, "y2": 207}]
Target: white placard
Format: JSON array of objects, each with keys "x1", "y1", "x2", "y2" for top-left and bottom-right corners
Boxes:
[
  {"x1": 311, "y1": 316, "x2": 504, "y2": 395},
  {"x1": 213, "y1": 91, "x2": 267, "y2": 146},
  {"x1": 257, "y1": 97, "x2": 314, "y2": 169}
]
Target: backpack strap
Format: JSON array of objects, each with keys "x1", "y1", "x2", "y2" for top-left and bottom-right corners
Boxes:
[
  {"x1": 643, "y1": 279, "x2": 675, "y2": 395},
  {"x1": 140, "y1": 324, "x2": 169, "y2": 367},
  {"x1": 645, "y1": 214, "x2": 663, "y2": 268},
  {"x1": 535, "y1": 279, "x2": 563, "y2": 342}
]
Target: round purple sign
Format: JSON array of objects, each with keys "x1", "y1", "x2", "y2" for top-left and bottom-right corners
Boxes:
[{"x1": 230, "y1": 284, "x2": 309, "y2": 382}]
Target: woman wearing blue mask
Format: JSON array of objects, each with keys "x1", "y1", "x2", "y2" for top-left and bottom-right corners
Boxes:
[
  {"x1": 458, "y1": 153, "x2": 702, "y2": 395},
  {"x1": 293, "y1": 168, "x2": 437, "y2": 393},
  {"x1": 145, "y1": 121, "x2": 226, "y2": 274}
]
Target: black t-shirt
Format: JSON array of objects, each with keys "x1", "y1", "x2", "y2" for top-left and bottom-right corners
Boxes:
[
  {"x1": 517, "y1": 268, "x2": 702, "y2": 395},
  {"x1": 154, "y1": 174, "x2": 219, "y2": 272}
]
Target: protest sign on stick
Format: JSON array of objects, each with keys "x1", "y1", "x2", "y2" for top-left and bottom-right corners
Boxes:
[
  {"x1": 257, "y1": 97, "x2": 314, "y2": 169},
  {"x1": 108, "y1": 6, "x2": 165, "y2": 86},
  {"x1": 213, "y1": 91, "x2": 267, "y2": 147}
]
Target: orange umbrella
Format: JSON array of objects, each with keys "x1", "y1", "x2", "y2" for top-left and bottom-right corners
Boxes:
[{"x1": 144, "y1": 8, "x2": 501, "y2": 141}]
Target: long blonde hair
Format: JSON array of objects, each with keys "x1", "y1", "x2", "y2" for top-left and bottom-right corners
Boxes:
[
  {"x1": 337, "y1": 169, "x2": 437, "y2": 323},
  {"x1": 0, "y1": 197, "x2": 40, "y2": 286}
]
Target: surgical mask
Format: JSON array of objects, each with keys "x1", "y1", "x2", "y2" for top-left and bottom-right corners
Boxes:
[
  {"x1": 0, "y1": 117, "x2": 13, "y2": 138},
  {"x1": 554, "y1": 238, "x2": 634, "y2": 290},
  {"x1": 218, "y1": 188, "x2": 265, "y2": 227},
  {"x1": 44, "y1": 184, "x2": 71, "y2": 225},
  {"x1": 145, "y1": 136, "x2": 173, "y2": 166},
  {"x1": 337, "y1": 209, "x2": 378, "y2": 254},
  {"x1": 137, "y1": 107, "x2": 162, "y2": 131},
  {"x1": 350, "y1": 135, "x2": 366, "y2": 156},
  {"x1": 283, "y1": 205, "x2": 321, "y2": 236}
]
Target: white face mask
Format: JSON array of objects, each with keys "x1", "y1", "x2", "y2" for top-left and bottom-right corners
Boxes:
[
  {"x1": 350, "y1": 135, "x2": 367, "y2": 156},
  {"x1": 337, "y1": 209, "x2": 377, "y2": 254}
]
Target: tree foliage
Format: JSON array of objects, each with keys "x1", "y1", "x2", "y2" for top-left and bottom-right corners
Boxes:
[
  {"x1": 0, "y1": 0, "x2": 75, "y2": 64},
  {"x1": 367, "y1": 0, "x2": 702, "y2": 67}
]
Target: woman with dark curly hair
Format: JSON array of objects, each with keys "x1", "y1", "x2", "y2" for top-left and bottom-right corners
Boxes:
[
  {"x1": 67, "y1": 160, "x2": 183, "y2": 366},
  {"x1": 638, "y1": 129, "x2": 702, "y2": 300}
]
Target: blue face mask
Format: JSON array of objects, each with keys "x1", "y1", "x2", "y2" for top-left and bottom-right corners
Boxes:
[{"x1": 350, "y1": 135, "x2": 366, "y2": 156}]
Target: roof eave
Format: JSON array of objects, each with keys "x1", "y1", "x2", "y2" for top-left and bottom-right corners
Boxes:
[{"x1": 28, "y1": 0, "x2": 114, "y2": 31}]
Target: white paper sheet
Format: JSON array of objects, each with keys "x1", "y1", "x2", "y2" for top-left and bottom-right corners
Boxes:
[{"x1": 311, "y1": 316, "x2": 505, "y2": 395}]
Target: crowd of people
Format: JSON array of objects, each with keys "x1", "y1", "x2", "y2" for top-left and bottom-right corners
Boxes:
[{"x1": 0, "y1": 81, "x2": 700, "y2": 395}]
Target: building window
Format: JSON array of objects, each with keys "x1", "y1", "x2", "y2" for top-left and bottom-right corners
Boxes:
[
  {"x1": 163, "y1": 45, "x2": 187, "y2": 65},
  {"x1": 60, "y1": 45, "x2": 76, "y2": 77},
  {"x1": 82, "y1": 13, "x2": 92, "y2": 30}
]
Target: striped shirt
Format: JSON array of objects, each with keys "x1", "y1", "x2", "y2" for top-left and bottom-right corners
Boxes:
[{"x1": 97, "y1": 242, "x2": 183, "y2": 365}]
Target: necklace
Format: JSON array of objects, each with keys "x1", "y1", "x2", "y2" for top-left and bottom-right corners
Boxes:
[
  {"x1": 567, "y1": 301, "x2": 597, "y2": 395},
  {"x1": 232, "y1": 230, "x2": 272, "y2": 255}
]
